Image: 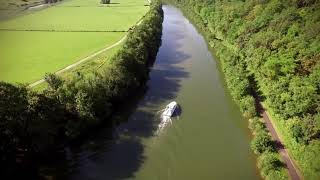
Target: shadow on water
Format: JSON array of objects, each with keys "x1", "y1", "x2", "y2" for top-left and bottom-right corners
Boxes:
[{"x1": 43, "y1": 6, "x2": 191, "y2": 180}]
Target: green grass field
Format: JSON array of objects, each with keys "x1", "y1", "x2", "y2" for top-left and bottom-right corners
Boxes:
[
  {"x1": 0, "y1": 0, "x2": 149, "y2": 84},
  {"x1": 33, "y1": 42, "x2": 122, "y2": 91},
  {"x1": 0, "y1": 31, "x2": 125, "y2": 83},
  {"x1": 0, "y1": 1, "x2": 148, "y2": 31},
  {"x1": 60, "y1": 0, "x2": 147, "y2": 6}
]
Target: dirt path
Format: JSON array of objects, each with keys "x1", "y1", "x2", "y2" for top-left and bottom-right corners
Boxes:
[
  {"x1": 28, "y1": 34, "x2": 127, "y2": 88},
  {"x1": 260, "y1": 107, "x2": 302, "y2": 180},
  {"x1": 27, "y1": 0, "x2": 150, "y2": 88},
  {"x1": 27, "y1": 5, "x2": 148, "y2": 88}
]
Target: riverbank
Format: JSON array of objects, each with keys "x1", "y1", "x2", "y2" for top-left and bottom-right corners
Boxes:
[
  {"x1": 260, "y1": 105, "x2": 301, "y2": 180},
  {"x1": 0, "y1": 1, "x2": 163, "y2": 179},
  {"x1": 44, "y1": 5, "x2": 260, "y2": 179},
  {"x1": 162, "y1": 0, "x2": 305, "y2": 179}
]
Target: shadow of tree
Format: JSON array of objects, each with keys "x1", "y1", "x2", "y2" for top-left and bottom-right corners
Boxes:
[{"x1": 41, "y1": 6, "x2": 192, "y2": 180}]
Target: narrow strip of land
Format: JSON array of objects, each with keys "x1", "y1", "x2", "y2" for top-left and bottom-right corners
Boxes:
[
  {"x1": 260, "y1": 106, "x2": 302, "y2": 180},
  {"x1": 28, "y1": 34, "x2": 127, "y2": 88}
]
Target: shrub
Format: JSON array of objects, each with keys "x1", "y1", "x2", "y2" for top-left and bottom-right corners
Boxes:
[
  {"x1": 101, "y1": 0, "x2": 110, "y2": 4},
  {"x1": 258, "y1": 152, "x2": 285, "y2": 178},
  {"x1": 251, "y1": 131, "x2": 275, "y2": 154},
  {"x1": 249, "y1": 117, "x2": 266, "y2": 132},
  {"x1": 240, "y1": 95, "x2": 257, "y2": 119},
  {"x1": 44, "y1": 73, "x2": 63, "y2": 91}
]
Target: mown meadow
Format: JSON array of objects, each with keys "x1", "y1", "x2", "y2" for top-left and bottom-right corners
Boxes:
[{"x1": 0, "y1": 0, "x2": 149, "y2": 84}]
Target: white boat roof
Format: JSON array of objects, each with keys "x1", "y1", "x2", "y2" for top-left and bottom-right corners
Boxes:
[{"x1": 167, "y1": 101, "x2": 177, "y2": 108}]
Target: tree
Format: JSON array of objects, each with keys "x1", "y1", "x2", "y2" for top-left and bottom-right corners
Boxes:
[
  {"x1": 0, "y1": 83, "x2": 30, "y2": 178},
  {"x1": 290, "y1": 114, "x2": 320, "y2": 144},
  {"x1": 258, "y1": 152, "x2": 284, "y2": 178},
  {"x1": 101, "y1": 0, "x2": 110, "y2": 4},
  {"x1": 251, "y1": 132, "x2": 275, "y2": 154},
  {"x1": 249, "y1": 117, "x2": 266, "y2": 132},
  {"x1": 27, "y1": 92, "x2": 66, "y2": 151},
  {"x1": 239, "y1": 95, "x2": 257, "y2": 119},
  {"x1": 44, "y1": 73, "x2": 63, "y2": 91}
]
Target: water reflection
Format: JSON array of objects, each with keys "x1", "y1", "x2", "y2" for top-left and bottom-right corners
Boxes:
[{"x1": 42, "y1": 5, "x2": 259, "y2": 180}]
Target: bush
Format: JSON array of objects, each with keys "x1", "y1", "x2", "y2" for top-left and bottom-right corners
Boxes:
[
  {"x1": 101, "y1": 0, "x2": 110, "y2": 4},
  {"x1": 240, "y1": 95, "x2": 257, "y2": 119},
  {"x1": 258, "y1": 152, "x2": 285, "y2": 179},
  {"x1": 251, "y1": 131, "x2": 275, "y2": 154},
  {"x1": 249, "y1": 117, "x2": 266, "y2": 132},
  {"x1": 44, "y1": 73, "x2": 63, "y2": 91}
]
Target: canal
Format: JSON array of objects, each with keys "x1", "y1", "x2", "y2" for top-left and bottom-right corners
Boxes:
[{"x1": 47, "y1": 5, "x2": 260, "y2": 180}]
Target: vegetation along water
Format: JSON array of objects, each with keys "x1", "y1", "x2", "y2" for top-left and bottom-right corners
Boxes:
[
  {"x1": 40, "y1": 5, "x2": 260, "y2": 180},
  {"x1": 0, "y1": 0, "x2": 163, "y2": 178},
  {"x1": 164, "y1": 0, "x2": 320, "y2": 179},
  {"x1": 0, "y1": 0, "x2": 319, "y2": 179}
]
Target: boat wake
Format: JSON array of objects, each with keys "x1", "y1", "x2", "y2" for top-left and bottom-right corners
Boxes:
[{"x1": 156, "y1": 101, "x2": 180, "y2": 135}]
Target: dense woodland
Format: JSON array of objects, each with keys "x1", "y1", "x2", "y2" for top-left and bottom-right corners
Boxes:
[
  {"x1": 165, "y1": 0, "x2": 319, "y2": 179},
  {"x1": 0, "y1": 1, "x2": 163, "y2": 178}
]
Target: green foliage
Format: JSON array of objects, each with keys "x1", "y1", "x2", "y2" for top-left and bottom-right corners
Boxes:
[
  {"x1": 213, "y1": 43, "x2": 257, "y2": 118},
  {"x1": 240, "y1": 95, "x2": 257, "y2": 119},
  {"x1": 27, "y1": 92, "x2": 66, "y2": 151},
  {"x1": 44, "y1": 73, "x2": 63, "y2": 91},
  {"x1": 101, "y1": 0, "x2": 110, "y2": 4},
  {"x1": 257, "y1": 152, "x2": 286, "y2": 179},
  {"x1": 0, "y1": 1, "x2": 163, "y2": 177},
  {"x1": 300, "y1": 140, "x2": 320, "y2": 178},
  {"x1": 289, "y1": 115, "x2": 320, "y2": 144},
  {"x1": 0, "y1": 82, "x2": 29, "y2": 178},
  {"x1": 249, "y1": 117, "x2": 266, "y2": 132},
  {"x1": 251, "y1": 131, "x2": 275, "y2": 154},
  {"x1": 165, "y1": 0, "x2": 320, "y2": 178},
  {"x1": 0, "y1": 82, "x2": 67, "y2": 178},
  {"x1": 0, "y1": 82, "x2": 29, "y2": 154}
]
